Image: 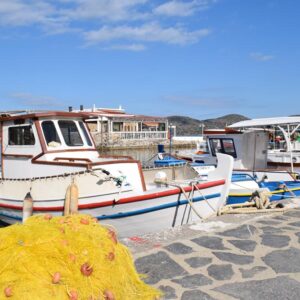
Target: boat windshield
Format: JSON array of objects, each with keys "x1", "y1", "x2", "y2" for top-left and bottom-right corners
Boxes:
[
  {"x1": 209, "y1": 138, "x2": 237, "y2": 158},
  {"x1": 42, "y1": 121, "x2": 61, "y2": 146},
  {"x1": 79, "y1": 121, "x2": 92, "y2": 146},
  {"x1": 58, "y1": 120, "x2": 83, "y2": 147}
]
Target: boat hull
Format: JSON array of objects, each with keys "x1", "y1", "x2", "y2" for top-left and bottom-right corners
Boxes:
[{"x1": 0, "y1": 174, "x2": 225, "y2": 237}]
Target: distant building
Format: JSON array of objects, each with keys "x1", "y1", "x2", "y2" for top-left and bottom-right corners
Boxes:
[{"x1": 72, "y1": 105, "x2": 169, "y2": 148}]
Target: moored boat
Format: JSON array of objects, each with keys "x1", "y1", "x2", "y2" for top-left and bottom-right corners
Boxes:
[{"x1": 0, "y1": 111, "x2": 233, "y2": 237}]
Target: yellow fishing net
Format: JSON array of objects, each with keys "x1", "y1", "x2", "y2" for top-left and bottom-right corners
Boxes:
[{"x1": 0, "y1": 214, "x2": 161, "y2": 300}]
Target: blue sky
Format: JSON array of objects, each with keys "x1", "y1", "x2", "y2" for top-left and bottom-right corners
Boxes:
[{"x1": 0, "y1": 0, "x2": 299, "y2": 119}]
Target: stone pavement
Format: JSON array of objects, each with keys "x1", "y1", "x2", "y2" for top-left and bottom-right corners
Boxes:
[{"x1": 123, "y1": 209, "x2": 300, "y2": 300}]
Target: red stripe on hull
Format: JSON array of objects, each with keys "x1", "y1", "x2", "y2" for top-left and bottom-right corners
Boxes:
[{"x1": 0, "y1": 179, "x2": 225, "y2": 212}]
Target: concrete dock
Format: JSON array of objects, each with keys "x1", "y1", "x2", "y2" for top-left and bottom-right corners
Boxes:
[{"x1": 122, "y1": 208, "x2": 300, "y2": 300}]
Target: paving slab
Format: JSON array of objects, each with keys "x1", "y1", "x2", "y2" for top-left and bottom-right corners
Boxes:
[
  {"x1": 184, "y1": 257, "x2": 212, "y2": 268},
  {"x1": 135, "y1": 251, "x2": 187, "y2": 284},
  {"x1": 217, "y1": 224, "x2": 257, "y2": 239},
  {"x1": 214, "y1": 276, "x2": 300, "y2": 300},
  {"x1": 207, "y1": 264, "x2": 234, "y2": 281},
  {"x1": 239, "y1": 266, "x2": 268, "y2": 279},
  {"x1": 227, "y1": 239, "x2": 257, "y2": 252},
  {"x1": 165, "y1": 242, "x2": 194, "y2": 255},
  {"x1": 181, "y1": 290, "x2": 217, "y2": 300},
  {"x1": 212, "y1": 251, "x2": 254, "y2": 265},
  {"x1": 262, "y1": 247, "x2": 300, "y2": 273},
  {"x1": 191, "y1": 236, "x2": 227, "y2": 250},
  {"x1": 260, "y1": 234, "x2": 291, "y2": 248},
  {"x1": 172, "y1": 274, "x2": 213, "y2": 288}
]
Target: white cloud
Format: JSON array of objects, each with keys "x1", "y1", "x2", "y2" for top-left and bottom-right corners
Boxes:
[
  {"x1": 9, "y1": 92, "x2": 64, "y2": 108},
  {"x1": 154, "y1": 0, "x2": 215, "y2": 17},
  {"x1": 103, "y1": 43, "x2": 146, "y2": 51},
  {"x1": 0, "y1": 0, "x2": 55, "y2": 26},
  {"x1": 0, "y1": 0, "x2": 217, "y2": 49},
  {"x1": 84, "y1": 23, "x2": 211, "y2": 46},
  {"x1": 250, "y1": 52, "x2": 275, "y2": 62},
  {"x1": 62, "y1": 0, "x2": 149, "y2": 22}
]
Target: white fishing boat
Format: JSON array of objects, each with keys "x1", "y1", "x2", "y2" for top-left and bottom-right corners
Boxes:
[
  {"x1": 228, "y1": 116, "x2": 300, "y2": 169},
  {"x1": 176, "y1": 125, "x2": 300, "y2": 204},
  {"x1": 0, "y1": 111, "x2": 233, "y2": 237}
]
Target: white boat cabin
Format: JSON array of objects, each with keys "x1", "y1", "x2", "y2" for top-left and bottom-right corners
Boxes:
[
  {"x1": 193, "y1": 129, "x2": 269, "y2": 170},
  {"x1": 0, "y1": 112, "x2": 144, "y2": 191}
]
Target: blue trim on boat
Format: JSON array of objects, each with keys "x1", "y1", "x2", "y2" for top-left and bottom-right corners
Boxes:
[
  {"x1": 0, "y1": 211, "x2": 22, "y2": 221},
  {"x1": 0, "y1": 193, "x2": 221, "y2": 222},
  {"x1": 97, "y1": 193, "x2": 221, "y2": 220}
]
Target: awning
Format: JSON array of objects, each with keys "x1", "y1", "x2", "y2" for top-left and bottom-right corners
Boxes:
[
  {"x1": 143, "y1": 122, "x2": 159, "y2": 127},
  {"x1": 228, "y1": 117, "x2": 300, "y2": 128}
]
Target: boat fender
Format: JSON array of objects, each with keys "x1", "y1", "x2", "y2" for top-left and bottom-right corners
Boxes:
[
  {"x1": 69, "y1": 182, "x2": 79, "y2": 214},
  {"x1": 292, "y1": 156, "x2": 297, "y2": 163},
  {"x1": 23, "y1": 192, "x2": 33, "y2": 223},
  {"x1": 64, "y1": 181, "x2": 79, "y2": 215},
  {"x1": 157, "y1": 153, "x2": 164, "y2": 160}
]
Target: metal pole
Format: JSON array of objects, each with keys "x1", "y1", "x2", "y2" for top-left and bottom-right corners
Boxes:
[{"x1": 288, "y1": 125, "x2": 294, "y2": 173}]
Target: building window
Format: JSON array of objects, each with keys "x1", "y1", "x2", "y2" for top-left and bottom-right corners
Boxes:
[
  {"x1": 58, "y1": 120, "x2": 83, "y2": 146},
  {"x1": 158, "y1": 123, "x2": 166, "y2": 131},
  {"x1": 8, "y1": 126, "x2": 35, "y2": 146},
  {"x1": 79, "y1": 122, "x2": 93, "y2": 146},
  {"x1": 113, "y1": 122, "x2": 123, "y2": 132},
  {"x1": 42, "y1": 121, "x2": 61, "y2": 146}
]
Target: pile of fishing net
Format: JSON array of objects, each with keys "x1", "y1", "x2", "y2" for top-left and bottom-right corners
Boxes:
[{"x1": 0, "y1": 214, "x2": 160, "y2": 299}]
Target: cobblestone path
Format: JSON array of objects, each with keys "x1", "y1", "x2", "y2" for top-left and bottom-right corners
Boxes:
[{"x1": 126, "y1": 209, "x2": 300, "y2": 299}]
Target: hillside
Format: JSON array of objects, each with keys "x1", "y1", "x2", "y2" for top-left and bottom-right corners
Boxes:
[{"x1": 167, "y1": 114, "x2": 249, "y2": 136}]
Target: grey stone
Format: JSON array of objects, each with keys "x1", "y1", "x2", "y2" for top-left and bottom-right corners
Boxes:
[
  {"x1": 172, "y1": 274, "x2": 213, "y2": 288},
  {"x1": 262, "y1": 247, "x2": 300, "y2": 273},
  {"x1": 218, "y1": 224, "x2": 257, "y2": 239},
  {"x1": 165, "y1": 242, "x2": 193, "y2": 255},
  {"x1": 296, "y1": 232, "x2": 300, "y2": 243},
  {"x1": 283, "y1": 209, "x2": 300, "y2": 218},
  {"x1": 207, "y1": 264, "x2": 234, "y2": 281},
  {"x1": 228, "y1": 239, "x2": 257, "y2": 252},
  {"x1": 239, "y1": 266, "x2": 268, "y2": 278},
  {"x1": 261, "y1": 234, "x2": 290, "y2": 248},
  {"x1": 288, "y1": 221, "x2": 300, "y2": 227},
  {"x1": 213, "y1": 251, "x2": 254, "y2": 265},
  {"x1": 159, "y1": 285, "x2": 177, "y2": 299},
  {"x1": 135, "y1": 251, "x2": 187, "y2": 284},
  {"x1": 271, "y1": 215, "x2": 289, "y2": 221},
  {"x1": 191, "y1": 236, "x2": 227, "y2": 250},
  {"x1": 260, "y1": 226, "x2": 283, "y2": 234},
  {"x1": 185, "y1": 257, "x2": 212, "y2": 268},
  {"x1": 214, "y1": 276, "x2": 300, "y2": 300},
  {"x1": 181, "y1": 290, "x2": 216, "y2": 300},
  {"x1": 257, "y1": 220, "x2": 281, "y2": 225},
  {"x1": 280, "y1": 226, "x2": 297, "y2": 231}
]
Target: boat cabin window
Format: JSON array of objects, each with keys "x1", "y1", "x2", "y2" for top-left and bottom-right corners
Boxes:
[
  {"x1": 42, "y1": 121, "x2": 61, "y2": 146},
  {"x1": 8, "y1": 126, "x2": 35, "y2": 146},
  {"x1": 79, "y1": 122, "x2": 92, "y2": 146},
  {"x1": 209, "y1": 138, "x2": 237, "y2": 158},
  {"x1": 58, "y1": 120, "x2": 83, "y2": 147}
]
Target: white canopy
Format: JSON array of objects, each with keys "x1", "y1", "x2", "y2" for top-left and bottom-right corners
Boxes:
[{"x1": 228, "y1": 116, "x2": 300, "y2": 128}]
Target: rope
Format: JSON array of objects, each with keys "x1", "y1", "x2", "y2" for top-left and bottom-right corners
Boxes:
[
  {"x1": 218, "y1": 190, "x2": 287, "y2": 216},
  {"x1": 177, "y1": 184, "x2": 204, "y2": 220}
]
